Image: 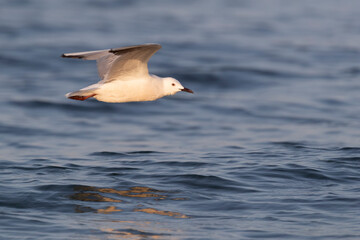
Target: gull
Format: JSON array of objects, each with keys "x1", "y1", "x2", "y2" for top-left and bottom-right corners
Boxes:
[{"x1": 62, "y1": 43, "x2": 193, "y2": 103}]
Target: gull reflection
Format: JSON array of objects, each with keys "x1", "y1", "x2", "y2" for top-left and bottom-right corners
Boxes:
[
  {"x1": 99, "y1": 227, "x2": 172, "y2": 240},
  {"x1": 94, "y1": 186, "x2": 167, "y2": 199},
  {"x1": 134, "y1": 208, "x2": 188, "y2": 219},
  {"x1": 71, "y1": 192, "x2": 122, "y2": 202},
  {"x1": 70, "y1": 185, "x2": 187, "y2": 239},
  {"x1": 97, "y1": 206, "x2": 123, "y2": 214}
]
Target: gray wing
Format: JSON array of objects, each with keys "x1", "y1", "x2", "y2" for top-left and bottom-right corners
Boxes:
[
  {"x1": 62, "y1": 49, "x2": 113, "y2": 80},
  {"x1": 62, "y1": 44, "x2": 162, "y2": 82}
]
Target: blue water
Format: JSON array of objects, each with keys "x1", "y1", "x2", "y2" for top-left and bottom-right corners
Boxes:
[{"x1": 1, "y1": 0, "x2": 360, "y2": 239}]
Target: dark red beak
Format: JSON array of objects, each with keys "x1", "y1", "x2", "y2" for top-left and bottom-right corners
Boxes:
[{"x1": 181, "y1": 87, "x2": 194, "y2": 94}]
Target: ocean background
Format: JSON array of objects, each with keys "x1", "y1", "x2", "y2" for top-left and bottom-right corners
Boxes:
[{"x1": 1, "y1": 0, "x2": 360, "y2": 239}]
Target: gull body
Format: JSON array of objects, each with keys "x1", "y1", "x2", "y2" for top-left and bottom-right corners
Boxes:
[{"x1": 62, "y1": 44, "x2": 193, "y2": 103}]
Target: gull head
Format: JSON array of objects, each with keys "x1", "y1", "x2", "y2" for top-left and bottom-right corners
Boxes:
[{"x1": 162, "y1": 77, "x2": 193, "y2": 96}]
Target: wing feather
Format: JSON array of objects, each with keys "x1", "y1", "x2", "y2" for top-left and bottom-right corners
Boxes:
[
  {"x1": 61, "y1": 49, "x2": 109, "y2": 60},
  {"x1": 61, "y1": 44, "x2": 161, "y2": 82},
  {"x1": 105, "y1": 44, "x2": 161, "y2": 82}
]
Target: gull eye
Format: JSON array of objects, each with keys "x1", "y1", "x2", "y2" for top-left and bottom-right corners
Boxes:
[{"x1": 172, "y1": 83, "x2": 175, "y2": 86}]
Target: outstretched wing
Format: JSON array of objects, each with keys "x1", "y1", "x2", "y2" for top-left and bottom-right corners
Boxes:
[{"x1": 62, "y1": 44, "x2": 162, "y2": 82}]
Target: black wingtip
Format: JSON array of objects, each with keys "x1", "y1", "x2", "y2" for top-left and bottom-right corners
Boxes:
[
  {"x1": 109, "y1": 44, "x2": 162, "y2": 56},
  {"x1": 61, "y1": 54, "x2": 84, "y2": 59}
]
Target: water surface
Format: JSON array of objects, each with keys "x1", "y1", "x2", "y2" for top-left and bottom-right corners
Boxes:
[{"x1": 1, "y1": 0, "x2": 360, "y2": 239}]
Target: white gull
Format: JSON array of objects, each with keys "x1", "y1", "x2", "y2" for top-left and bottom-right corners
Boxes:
[{"x1": 62, "y1": 43, "x2": 193, "y2": 103}]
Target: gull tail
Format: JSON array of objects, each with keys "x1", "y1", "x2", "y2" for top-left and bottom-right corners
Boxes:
[{"x1": 65, "y1": 89, "x2": 97, "y2": 101}]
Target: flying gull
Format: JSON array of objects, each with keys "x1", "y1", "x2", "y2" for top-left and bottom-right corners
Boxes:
[{"x1": 62, "y1": 43, "x2": 193, "y2": 103}]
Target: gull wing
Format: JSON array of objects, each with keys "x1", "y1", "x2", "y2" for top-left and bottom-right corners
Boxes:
[
  {"x1": 105, "y1": 44, "x2": 161, "y2": 82},
  {"x1": 61, "y1": 44, "x2": 162, "y2": 82},
  {"x1": 62, "y1": 49, "x2": 113, "y2": 80}
]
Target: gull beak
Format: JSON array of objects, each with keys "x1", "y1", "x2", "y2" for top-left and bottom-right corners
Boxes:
[{"x1": 181, "y1": 87, "x2": 194, "y2": 94}]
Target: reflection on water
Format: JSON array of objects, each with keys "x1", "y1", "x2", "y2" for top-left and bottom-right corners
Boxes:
[
  {"x1": 75, "y1": 205, "x2": 123, "y2": 214},
  {"x1": 71, "y1": 185, "x2": 187, "y2": 217},
  {"x1": 94, "y1": 186, "x2": 167, "y2": 199},
  {"x1": 134, "y1": 208, "x2": 188, "y2": 219},
  {"x1": 99, "y1": 227, "x2": 173, "y2": 240},
  {"x1": 70, "y1": 185, "x2": 187, "y2": 239},
  {"x1": 73, "y1": 186, "x2": 166, "y2": 199},
  {"x1": 71, "y1": 192, "x2": 123, "y2": 202},
  {"x1": 98, "y1": 206, "x2": 123, "y2": 214}
]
